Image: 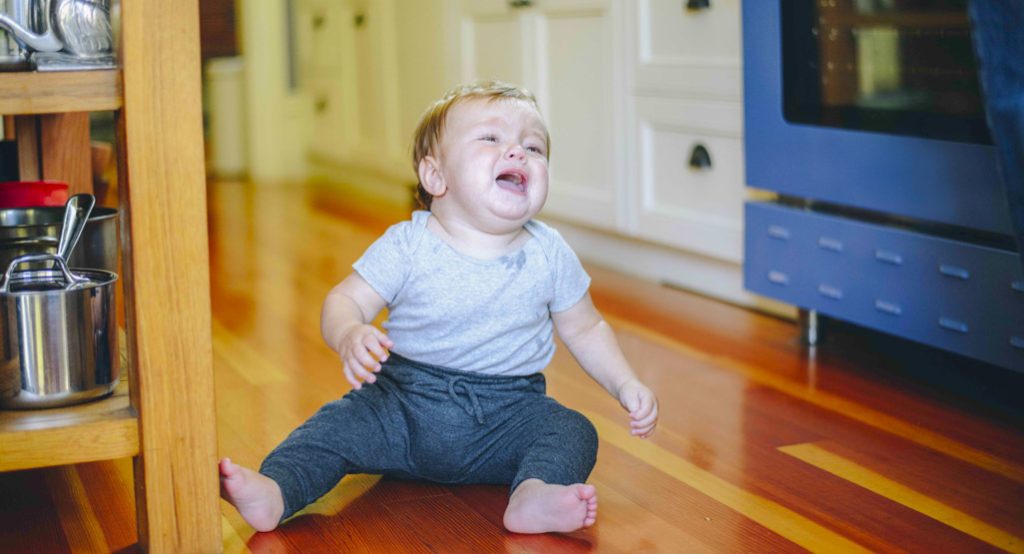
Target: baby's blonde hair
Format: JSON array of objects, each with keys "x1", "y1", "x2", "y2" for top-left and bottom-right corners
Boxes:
[{"x1": 411, "y1": 80, "x2": 549, "y2": 209}]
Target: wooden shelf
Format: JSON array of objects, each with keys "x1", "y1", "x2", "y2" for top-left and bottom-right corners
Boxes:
[
  {"x1": 0, "y1": 381, "x2": 138, "y2": 472},
  {"x1": 0, "y1": 3, "x2": 221, "y2": 548},
  {"x1": 0, "y1": 70, "x2": 122, "y2": 115}
]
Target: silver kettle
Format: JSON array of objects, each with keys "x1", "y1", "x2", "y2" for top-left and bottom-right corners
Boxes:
[{"x1": 0, "y1": 0, "x2": 111, "y2": 58}]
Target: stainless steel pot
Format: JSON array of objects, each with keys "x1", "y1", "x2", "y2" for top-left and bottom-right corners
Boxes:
[
  {"x1": 0, "y1": 253, "x2": 118, "y2": 409},
  {"x1": 0, "y1": 206, "x2": 117, "y2": 271}
]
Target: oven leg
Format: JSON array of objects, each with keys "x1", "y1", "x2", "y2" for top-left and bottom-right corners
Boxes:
[{"x1": 798, "y1": 309, "x2": 825, "y2": 346}]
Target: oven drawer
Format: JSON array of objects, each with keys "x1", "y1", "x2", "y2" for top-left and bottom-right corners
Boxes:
[{"x1": 744, "y1": 201, "x2": 1024, "y2": 371}]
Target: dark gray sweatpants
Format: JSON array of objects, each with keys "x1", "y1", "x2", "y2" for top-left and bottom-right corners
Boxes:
[{"x1": 259, "y1": 354, "x2": 599, "y2": 521}]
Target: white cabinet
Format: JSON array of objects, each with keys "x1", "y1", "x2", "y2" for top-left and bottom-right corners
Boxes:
[
  {"x1": 294, "y1": 0, "x2": 748, "y2": 272},
  {"x1": 456, "y1": 0, "x2": 623, "y2": 230},
  {"x1": 295, "y1": 0, "x2": 404, "y2": 174},
  {"x1": 624, "y1": 0, "x2": 745, "y2": 262}
]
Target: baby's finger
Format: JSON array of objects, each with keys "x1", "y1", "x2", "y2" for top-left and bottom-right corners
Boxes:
[
  {"x1": 631, "y1": 410, "x2": 658, "y2": 429},
  {"x1": 342, "y1": 363, "x2": 361, "y2": 390},
  {"x1": 632, "y1": 421, "x2": 657, "y2": 437},
  {"x1": 350, "y1": 358, "x2": 378, "y2": 385},
  {"x1": 363, "y1": 336, "x2": 389, "y2": 367},
  {"x1": 630, "y1": 397, "x2": 655, "y2": 420},
  {"x1": 373, "y1": 328, "x2": 394, "y2": 349},
  {"x1": 352, "y1": 348, "x2": 381, "y2": 372}
]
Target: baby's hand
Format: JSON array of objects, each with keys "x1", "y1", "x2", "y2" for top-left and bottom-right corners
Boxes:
[
  {"x1": 335, "y1": 324, "x2": 393, "y2": 389},
  {"x1": 617, "y1": 378, "x2": 658, "y2": 438}
]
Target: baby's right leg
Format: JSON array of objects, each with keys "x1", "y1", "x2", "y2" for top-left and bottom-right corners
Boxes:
[
  {"x1": 228, "y1": 383, "x2": 408, "y2": 531},
  {"x1": 219, "y1": 458, "x2": 284, "y2": 532}
]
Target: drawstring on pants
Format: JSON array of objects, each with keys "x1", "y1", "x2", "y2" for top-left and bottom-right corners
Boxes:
[{"x1": 447, "y1": 377, "x2": 486, "y2": 424}]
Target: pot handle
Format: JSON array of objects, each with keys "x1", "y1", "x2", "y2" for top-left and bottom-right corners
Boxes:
[{"x1": 0, "y1": 253, "x2": 90, "y2": 293}]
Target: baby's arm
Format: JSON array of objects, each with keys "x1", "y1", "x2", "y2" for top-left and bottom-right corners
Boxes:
[
  {"x1": 321, "y1": 273, "x2": 394, "y2": 389},
  {"x1": 552, "y1": 294, "x2": 659, "y2": 437}
]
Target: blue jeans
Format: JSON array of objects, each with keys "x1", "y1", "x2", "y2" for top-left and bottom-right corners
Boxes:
[
  {"x1": 970, "y1": 0, "x2": 1024, "y2": 273},
  {"x1": 260, "y1": 354, "x2": 599, "y2": 521}
]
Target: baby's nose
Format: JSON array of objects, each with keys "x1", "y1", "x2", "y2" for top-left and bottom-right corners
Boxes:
[{"x1": 506, "y1": 145, "x2": 526, "y2": 160}]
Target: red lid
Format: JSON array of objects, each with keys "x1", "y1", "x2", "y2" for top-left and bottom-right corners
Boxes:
[{"x1": 0, "y1": 180, "x2": 70, "y2": 208}]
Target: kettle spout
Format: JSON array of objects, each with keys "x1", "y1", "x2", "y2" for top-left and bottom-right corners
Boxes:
[{"x1": 0, "y1": 13, "x2": 64, "y2": 53}]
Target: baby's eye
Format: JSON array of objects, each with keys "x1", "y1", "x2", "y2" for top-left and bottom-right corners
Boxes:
[
  {"x1": 480, "y1": 135, "x2": 498, "y2": 143},
  {"x1": 526, "y1": 145, "x2": 545, "y2": 155}
]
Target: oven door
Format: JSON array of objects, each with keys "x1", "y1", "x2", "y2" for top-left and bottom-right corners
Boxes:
[{"x1": 743, "y1": 1, "x2": 1012, "y2": 236}]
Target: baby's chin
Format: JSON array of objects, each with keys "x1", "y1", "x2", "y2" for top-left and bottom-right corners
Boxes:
[{"x1": 488, "y1": 201, "x2": 542, "y2": 227}]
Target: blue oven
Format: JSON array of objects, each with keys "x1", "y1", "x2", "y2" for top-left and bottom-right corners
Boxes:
[{"x1": 742, "y1": 0, "x2": 1024, "y2": 371}]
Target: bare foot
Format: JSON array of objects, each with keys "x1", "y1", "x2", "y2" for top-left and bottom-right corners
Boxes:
[
  {"x1": 503, "y1": 479, "x2": 598, "y2": 534},
  {"x1": 219, "y1": 458, "x2": 285, "y2": 532}
]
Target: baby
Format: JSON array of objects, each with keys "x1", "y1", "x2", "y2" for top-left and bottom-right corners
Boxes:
[{"x1": 220, "y1": 81, "x2": 659, "y2": 534}]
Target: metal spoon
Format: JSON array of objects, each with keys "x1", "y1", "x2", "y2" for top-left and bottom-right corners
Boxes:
[{"x1": 56, "y1": 193, "x2": 96, "y2": 265}]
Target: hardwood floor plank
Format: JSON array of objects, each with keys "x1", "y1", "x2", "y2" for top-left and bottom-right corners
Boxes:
[
  {"x1": 603, "y1": 313, "x2": 1024, "y2": 483},
  {"x1": 587, "y1": 476, "x2": 722, "y2": 553},
  {"x1": 212, "y1": 320, "x2": 290, "y2": 385},
  {"x1": 383, "y1": 494, "x2": 514, "y2": 553},
  {"x1": 805, "y1": 439, "x2": 1024, "y2": 534},
  {"x1": 44, "y1": 466, "x2": 108, "y2": 553},
  {"x1": 731, "y1": 383, "x2": 1024, "y2": 531},
  {"x1": 779, "y1": 442, "x2": 1024, "y2": 552},
  {"x1": 583, "y1": 410, "x2": 869, "y2": 552},
  {"x1": 221, "y1": 515, "x2": 253, "y2": 554},
  {"x1": 589, "y1": 441, "x2": 802, "y2": 553},
  {"x1": 265, "y1": 484, "x2": 437, "y2": 552}
]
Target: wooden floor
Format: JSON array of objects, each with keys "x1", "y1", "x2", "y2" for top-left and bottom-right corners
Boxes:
[{"x1": 2, "y1": 180, "x2": 1023, "y2": 553}]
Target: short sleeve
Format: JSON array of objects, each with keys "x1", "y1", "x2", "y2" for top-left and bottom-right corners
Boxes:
[
  {"x1": 544, "y1": 226, "x2": 592, "y2": 313},
  {"x1": 352, "y1": 220, "x2": 416, "y2": 303}
]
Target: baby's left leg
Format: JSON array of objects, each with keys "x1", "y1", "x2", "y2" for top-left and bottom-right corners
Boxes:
[
  {"x1": 504, "y1": 478, "x2": 598, "y2": 534},
  {"x1": 501, "y1": 403, "x2": 599, "y2": 533}
]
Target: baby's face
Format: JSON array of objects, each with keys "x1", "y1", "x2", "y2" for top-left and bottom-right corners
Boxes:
[{"x1": 434, "y1": 98, "x2": 550, "y2": 232}]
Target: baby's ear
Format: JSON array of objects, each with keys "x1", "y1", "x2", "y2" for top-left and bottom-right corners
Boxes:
[{"x1": 418, "y1": 156, "x2": 446, "y2": 197}]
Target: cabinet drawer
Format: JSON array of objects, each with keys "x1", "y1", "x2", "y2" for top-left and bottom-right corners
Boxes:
[
  {"x1": 628, "y1": 0, "x2": 742, "y2": 99},
  {"x1": 631, "y1": 96, "x2": 745, "y2": 262},
  {"x1": 745, "y1": 201, "x2": 1024, "y2": 371}
]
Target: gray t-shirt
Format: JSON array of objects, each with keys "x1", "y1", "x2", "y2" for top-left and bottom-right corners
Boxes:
[{"x1": 353, "y1": 211, "x2": 591, "y2": 376}]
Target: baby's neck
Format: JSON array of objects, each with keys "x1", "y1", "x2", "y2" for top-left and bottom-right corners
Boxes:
[{"x1": 426, "y1": 214, "x2": 529, "y2": 260}]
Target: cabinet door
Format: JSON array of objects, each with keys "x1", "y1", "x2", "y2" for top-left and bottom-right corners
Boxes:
[
  {"x1": 296, "y1": 0, "x2": 348, "y2": 162},
  {"x1": 457, "y1": 0, "x2": 620, "y2": 231},
  {"x1": 344, "y1": 0, "x2": 402, "y2": 167},
  {"x1": 532, "y1": 0, "x2": 618, "y2": 229},
  {"x1": 459, "y1": 0, "x2": 527, "y2": 85},
  {"x1": 299, "y1": 0, "x2": 402, "y2": 170}
]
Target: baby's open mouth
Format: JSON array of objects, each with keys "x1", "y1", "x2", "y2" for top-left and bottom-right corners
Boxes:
[{"x1": 496, "y1": 170, "x2": 528, "y2": 194}]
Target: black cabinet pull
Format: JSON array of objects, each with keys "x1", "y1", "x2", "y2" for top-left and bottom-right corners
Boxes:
[
  {"x1": 687, "y1": 0, "x2": 711, "y2": 10},
  {"x1": 689, "y1": 143, "x2": 712, "y2": 169},
  {"x1": 509, "y1": 0, "x2": 533, "y2": 8}
]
